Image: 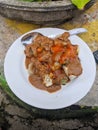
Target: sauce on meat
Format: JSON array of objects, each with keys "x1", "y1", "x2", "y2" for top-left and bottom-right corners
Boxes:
[
  {"x1": 29, "y1": 75, "x2": 61, "y2": 93},
  {"x1": 24, "y1": 32, "x2": 82, "y2": 93}
]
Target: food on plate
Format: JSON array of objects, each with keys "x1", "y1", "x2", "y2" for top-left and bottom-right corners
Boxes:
[{"x1": 24, "y1": 32, "x2": 82, "y2": 93}]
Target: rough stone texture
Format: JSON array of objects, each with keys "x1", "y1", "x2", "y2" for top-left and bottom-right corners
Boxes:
[
  {"x1": 0, "y1": 15, "x2": 20, "y2": 74},
  {"x1": 0, "y1": 0, "x2": 75, "y2": 25},
  {"x1": 0, "y1": 1, "x2": 98, "y2": 129},
  {"x1": 0, "y1": 0, "x2": 95, "y2": 25},
  {"x1": 0, "y1": 0, "x2": 72, "y2": 7},
  {"x1": 5, "y1": 105, "x2": 31, "y2": 118},
  {"x1": 77, "y1": 68, "x2": 98, "y2": 106},
  {"x1": 0, "y1": 90, "x2": 98, "y2": 130}
]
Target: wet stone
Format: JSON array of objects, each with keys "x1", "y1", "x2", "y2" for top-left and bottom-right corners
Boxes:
[
  {"x1": 94, "y1": 113, "x2": 98, "y2": 124},
  {"x1": 0, "y1": 88, "x2": 10, "y2": 105},
  {"x1": 31, "y1": 119, "x2": 84, "y2": 130},
  {"x1": 8, "y1": 119, "x2": 31, "y2": 130},
  {"x1": 54, "y1": 119, "x2": 83, "y2": 129},
  {"x1": 5, "y1": 104, "x2": 31, "y2": 118},
  {"x1": 78, "y1": 126, "x2": 94, "y2": 130}
]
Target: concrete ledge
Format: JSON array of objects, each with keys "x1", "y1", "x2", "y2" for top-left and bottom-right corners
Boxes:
[{"x1": 0, "y1": 0, "x2": 95, "y2": 25}]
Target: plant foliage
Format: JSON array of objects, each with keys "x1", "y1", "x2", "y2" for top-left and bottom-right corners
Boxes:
[{"x1": 71, "y1": 0, "x2": 90, "y2": 9}]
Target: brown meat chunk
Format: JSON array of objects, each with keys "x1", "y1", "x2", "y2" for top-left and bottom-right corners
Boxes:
[{"x1": 67, "y1": 58, "x2": 82, "y2": 76}]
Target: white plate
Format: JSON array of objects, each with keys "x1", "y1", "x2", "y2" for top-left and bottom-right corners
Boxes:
[{"x1": 4, "y1": 28, "x2": 96, "y2": 109}]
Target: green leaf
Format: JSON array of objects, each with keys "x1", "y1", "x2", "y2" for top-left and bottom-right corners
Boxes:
[
  {"x1": 0, "y1": 76, "x2": 8, "y2": 88},
  {"x1": 71, "y1": 0, "x2": 90, "y2": 10}
]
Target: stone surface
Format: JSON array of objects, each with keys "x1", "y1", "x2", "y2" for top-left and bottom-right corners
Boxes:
[
  {"x1": 0, "y1": 0, "x2": 95, "y2": 25},
  {"x1": 0, "y1": 0, "x2": 72, "y2": 7},
  {"x1": 0, "y1": 1, "x2": 98, "y2": 129},
  {"x1": 0, "y1": 86, "x2": 98, "y2": 129}
]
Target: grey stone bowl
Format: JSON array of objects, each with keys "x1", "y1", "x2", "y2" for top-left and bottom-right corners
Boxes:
[{"x1": 0, "y1": 0, "x2": 95, "y2": 25}]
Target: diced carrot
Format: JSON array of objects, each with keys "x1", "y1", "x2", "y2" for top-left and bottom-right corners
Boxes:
[
  {"x1": 38, "y1": 57, "x2": 43, "y2": 62},
  {"x1": 37, "y1": 47, "x2": 43, "y2": 53},
  {"x1": 59, "y1": 44, "x2": 77, "y2": 64},
  {"x1": 51, "y1": 44, "x2": 64, "y2": 53}
]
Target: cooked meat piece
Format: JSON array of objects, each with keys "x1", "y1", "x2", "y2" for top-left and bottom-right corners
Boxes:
[
  {"x1": 38, "y1": 50, "x2": 52, "y2": 62},
  {"x1": 24, "y1": 31, "x2": 82, "y2": 93},
  {"x1": 34, "y1": 34, "x2": 54, "y2": 51},
  {"x1": 24, "y1": 44, "x2": 34, "y2": 57},
  {"x1": 52, "y1": 69, "x2": 69, "y2": 85},
  {"x1": 54, "y1": 39, "x2": 67, "y2": 45},
  {"x1": 30, "y1": 57, "x2": 51, "y2": 80},
  {"x1": 29, "y1": 74, "x2": 45, "y2": 90},
  {"x1": 58, "y1": 32, "x2": 70, "y2": 41},
  {"x1": 66, "y1": 57, "x2": 82, "y2": 76}
]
